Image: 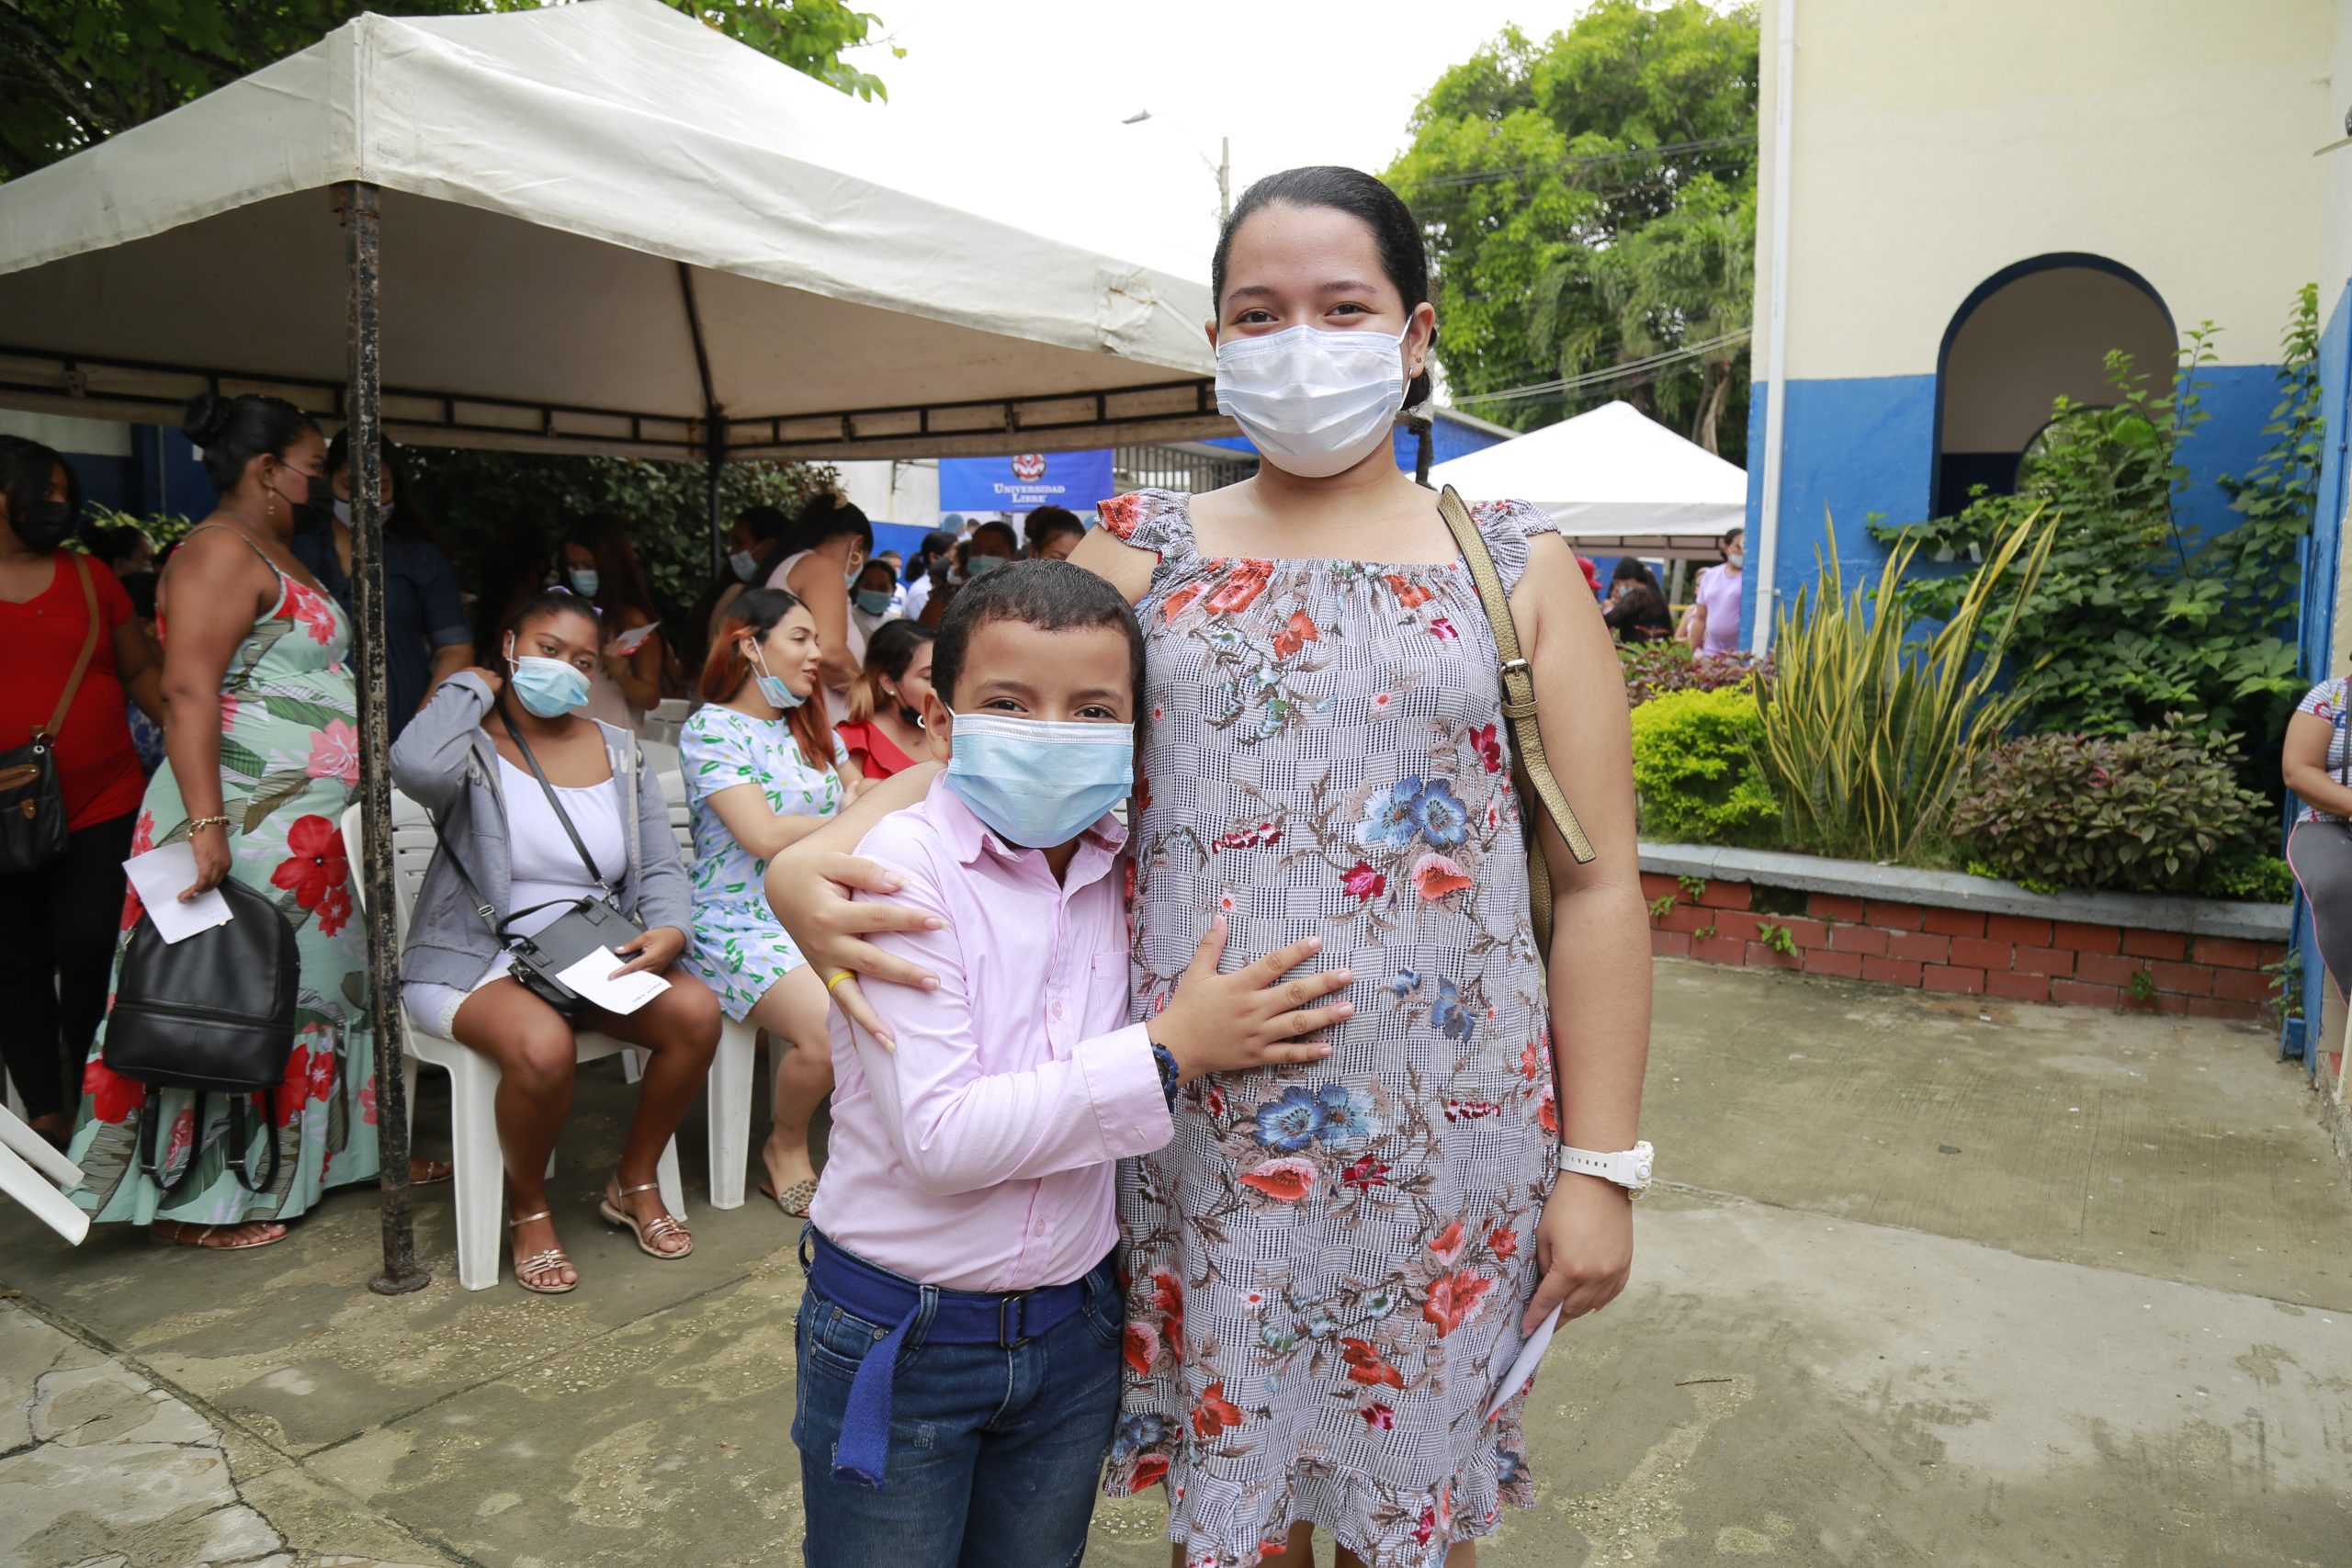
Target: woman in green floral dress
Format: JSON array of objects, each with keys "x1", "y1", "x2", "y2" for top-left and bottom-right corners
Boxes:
[
  {"x1": 70, "y1": 394, "x2": 379, "y2": 1249},
  {"x1": 680, "y1": 587, "x2": 865, "y2": 1214}
]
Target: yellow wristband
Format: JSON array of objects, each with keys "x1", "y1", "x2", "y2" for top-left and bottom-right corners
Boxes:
[{"x1": 824, "y1": 970, "x2": 857, "y2": 993}]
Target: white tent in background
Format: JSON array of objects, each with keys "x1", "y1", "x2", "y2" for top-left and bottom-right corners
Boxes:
[
  {"x1": 0, "y1": 0, "x2": 1225, "y2": 460},
  {"x1": 1428, "y1": 400, "x2": 1748, "y2": 559}
]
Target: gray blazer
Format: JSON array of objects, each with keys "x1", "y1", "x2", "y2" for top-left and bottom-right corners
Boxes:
[{"x1": 390, "y1": 672, "x2": 692, "y2": 991}]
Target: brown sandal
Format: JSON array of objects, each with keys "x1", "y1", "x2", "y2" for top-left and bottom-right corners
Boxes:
[
  {"x1": 509, "y1": 1210, "x2": 577, "y2": 1294},
  {"x1": 598, "y1": 1178, "x2": 693, "y2": 1259},
  {"x1": 150, "y1": 1219, "x2": 288, "y2": 1250}
]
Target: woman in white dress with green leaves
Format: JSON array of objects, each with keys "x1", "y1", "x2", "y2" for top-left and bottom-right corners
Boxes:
[{"x1": 679, "y1": 586, "x2": 865, "y2": 1213}]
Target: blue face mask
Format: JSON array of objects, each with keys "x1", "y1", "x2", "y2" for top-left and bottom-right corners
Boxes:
[
  {"x1": 944, "y1": 711, "x2": 1132, "y2": 849},
  {"x1": 506, "y1": 646, "x2": 589, "y2": 718},
  {"x1": 729, "y1": 549, "x2": 761, "y2": 582},
  {"x1": 750, "y1": 641, "x2": 804, "y2": 711},
  {"x1": 853, "y1": 589, "x2": 893, "y2": 616},
  {"x1": 566, "y1": 568, "x2": 600, "y2": 599},
  {"x1": 967, "y1": 555, "x2": 1007, "y2": 578}
]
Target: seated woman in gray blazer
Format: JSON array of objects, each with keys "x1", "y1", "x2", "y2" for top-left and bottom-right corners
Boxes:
[{"x1": 391, "y1": 592, "x2": 721, "y2": 1294}]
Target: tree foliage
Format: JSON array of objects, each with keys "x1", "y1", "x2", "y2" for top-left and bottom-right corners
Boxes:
[
  {"x1": 1385, "y1": 1, "x2": 1759, "y2": 455},
  {"x1": 0, "y1": 0, "x2": 890, "y2": 181}
]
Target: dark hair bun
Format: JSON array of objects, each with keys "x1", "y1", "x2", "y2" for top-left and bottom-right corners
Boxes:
[{"x1": 181, "y1": 392, "x2": 234, "y2": 448}]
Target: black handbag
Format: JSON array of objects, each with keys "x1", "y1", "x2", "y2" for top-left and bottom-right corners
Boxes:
[
  {"x1": 104, "y1": 875, "x2": 301, "y2": 1197},
  {"x1": 443, "y1": 700, "x2": 646, "y2": 1021},
  {"x1": 0, "y1": 556, "x2": 100, "y2": 874}
]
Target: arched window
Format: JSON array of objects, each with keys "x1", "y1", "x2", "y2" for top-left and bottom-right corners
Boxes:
[{"x1": 1933, "y1": 254, "x2": 2175, "y2": 517}]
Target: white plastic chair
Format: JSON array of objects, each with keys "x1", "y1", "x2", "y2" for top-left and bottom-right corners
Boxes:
[
  {"x1": 639, "y1": 698, "x2": 692, "y2": 750},
  {"x1": 649, "y1": 768, "x2": 759, "y2": 1210},
  {"x1": 345, "y1": 796, "x2": 685, "y2": 1291},
  {"x1": 0, "y1": 1100, "x2": 87, "y2": 1246}
]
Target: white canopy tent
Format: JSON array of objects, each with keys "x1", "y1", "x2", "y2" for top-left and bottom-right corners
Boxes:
[
  {"x1": 0, "y1": 0, "x2": 1227, "y2": 461},
  {"x1": 0, "y1": 0, "x2": 1244, "y2": 1291},
  {"x1": 1427, "y1": 400, "x2": 1748, "y2": 560}
]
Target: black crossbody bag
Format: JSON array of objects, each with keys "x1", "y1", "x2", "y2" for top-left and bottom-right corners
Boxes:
[{"x1": 440, "y1": 703, "x2": 645, "y2": 1020}]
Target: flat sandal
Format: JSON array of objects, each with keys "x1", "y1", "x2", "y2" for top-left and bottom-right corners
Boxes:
[
  {"x1": 509, "y1": 1210, "x2": 578, "y2": 1294},
  {"x1": 598, "y1": 1177, "x2": 693, "y2": 1259}
]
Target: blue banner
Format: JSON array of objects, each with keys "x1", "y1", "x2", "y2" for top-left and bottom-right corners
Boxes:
[{"x1": 937, "y1": 449, "x2": 1115, "y2": 513}]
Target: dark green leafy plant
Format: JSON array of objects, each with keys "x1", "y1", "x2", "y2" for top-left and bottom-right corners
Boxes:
[
  {"x1": 2195, "y1": 853, "x2": 2294, "y2": 904},
  {"x1": 1951, "y1": 719, "x2": 2271, "y2": 895},
  {"x1": 406, "y1": 449, "x2": 836, "y2": 632},
  {"x1": 1629, "y1": 685, "x2": 1780, "y2": 846},
  {"x1": 1871, "y1": 289, "x2": 2320, "y2": 750}
]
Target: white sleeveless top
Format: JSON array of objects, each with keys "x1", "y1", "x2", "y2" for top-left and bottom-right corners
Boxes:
[
  {"x1": 500, "y1": 754, "x2": 627, "y2": 942},
  {"x1": 768, "y1": 547, "x2": 864, "y2": 713}
]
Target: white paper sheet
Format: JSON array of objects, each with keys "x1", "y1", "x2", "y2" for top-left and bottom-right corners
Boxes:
[
  {"x1": 553, "y1": 947, "x2": 670, "y2": 1015},
  {"x1": 1486, "y1": 1308, "x2": 1563, "y2": 1421},
  {"x1": 122, "y1": 843, "x2": 232, "y2": 944},
  {"x1": 606, "y1": 619, "x2": 661, "y2": 655}
]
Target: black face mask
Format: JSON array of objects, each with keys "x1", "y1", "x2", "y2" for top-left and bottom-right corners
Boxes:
[
  {"x1": 283, "y1": 470, "x2": 335, "y2": 535},
  {"x1": 11, "y1": 498, "x2": 75, "y2": 552}
]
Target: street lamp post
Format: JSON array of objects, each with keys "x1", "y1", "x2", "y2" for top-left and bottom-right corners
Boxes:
[{"x1": 1123, "y1": 109, "x2": 1229, "y2": 223}]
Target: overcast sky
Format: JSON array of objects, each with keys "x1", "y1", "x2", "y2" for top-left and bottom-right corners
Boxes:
[{"x1": 840, "y1": 0, "x2": 1567, "y2": 278}]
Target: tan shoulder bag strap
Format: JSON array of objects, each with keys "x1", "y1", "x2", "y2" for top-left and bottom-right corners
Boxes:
[
  {"x1": 1433, "y1": 486, "x2": 1595, "y2": 953},
  {"x1": 39, "y1": 556, "x2": 102, "y2": 742}
]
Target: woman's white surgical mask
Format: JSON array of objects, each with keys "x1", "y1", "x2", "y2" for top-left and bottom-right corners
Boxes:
[{"x1": 1215, "y1": 326, "x2": 1408, "y2": 479}]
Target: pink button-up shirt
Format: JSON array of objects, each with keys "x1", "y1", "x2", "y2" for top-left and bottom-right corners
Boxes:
[{"x1": 808, "y1": 779, "x2": 1170, "y2": 1292}]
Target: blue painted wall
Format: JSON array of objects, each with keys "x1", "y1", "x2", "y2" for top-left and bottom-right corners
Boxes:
[{"x1": 1742, "y1": 363, "x2": 2289, "y2": 649}]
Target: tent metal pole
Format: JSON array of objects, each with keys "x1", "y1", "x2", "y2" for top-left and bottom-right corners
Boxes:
[
  {"x1": 676, "y1": 263, "x2": 726, "y2": 576},
  {"x1": 346, "y1": 180, "x2": 428, "y2": 1297}
]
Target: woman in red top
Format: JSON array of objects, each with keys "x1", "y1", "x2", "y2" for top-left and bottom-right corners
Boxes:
[
  {"x1": 0, "y1": 437, "x2": 164, "y2": 1145},
  {"x1": 834, "y1": 618, "x2": 933, "y2": 782}
]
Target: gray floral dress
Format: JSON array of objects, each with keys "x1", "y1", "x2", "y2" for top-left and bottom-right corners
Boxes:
[
  {"x1": 1100, "y1": 490, "x2": 1559, "y2": 1567},
  {"x1": 679, "y1": 704, "x2": 848, "y2": 1021}
]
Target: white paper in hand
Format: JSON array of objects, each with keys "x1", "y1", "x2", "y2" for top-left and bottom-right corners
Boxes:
[
  {"x1": 606, "y1": 620, "x2": 661, "y2": 656},
  {"x1": 553, "y1": 947, "x2": 671, "y2": 1015},
  {"x1": 1486, "y1": 1308, "x2": 1562, "y2": 1421},
  {"x1": 122, "y1": 843, "x2": 232, "y2": 944}
]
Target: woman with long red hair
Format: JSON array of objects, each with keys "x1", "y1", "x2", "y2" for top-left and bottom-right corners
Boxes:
[{"x1": 679, "y1": 587, "x2": 866, "y2": 1213}]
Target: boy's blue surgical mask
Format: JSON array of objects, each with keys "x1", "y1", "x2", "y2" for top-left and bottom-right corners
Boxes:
[
  {"x1": 966, "y1": 555, "x2": 1007, "y2": 578},
  {"x1": 503, "y1": 637, "x2": 589, "y2": 717},
  {"x1": 748, "y1": 638, "x2": 804, "y2": 711},
  {"x1": 944, "y1": 712, "x2": 1132, "y2": 849},
  {"x1": 729, "y1": 548, "x2": 761, "y2": 582},
  {"x1": 853, "y1": 589, "x2": 893, "y2": 617}
]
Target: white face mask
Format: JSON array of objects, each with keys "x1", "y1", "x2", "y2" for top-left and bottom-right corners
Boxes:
[{"x1": 1215, "y1": 325, "x2": 1408, "y2": 479}]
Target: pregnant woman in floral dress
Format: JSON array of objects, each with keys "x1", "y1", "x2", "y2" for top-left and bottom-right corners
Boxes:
[
  {"x1": 775, "y1": 169, "x2": 1650, "y2": 1566},
  {"x1": 71, "y1": 394, "x2": 379, "y2": 1247}
]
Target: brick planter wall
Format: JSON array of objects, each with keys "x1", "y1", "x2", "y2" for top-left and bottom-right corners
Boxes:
[{"x1": 1642, "y1": 872, "x2": 2287, "y2": 1021}]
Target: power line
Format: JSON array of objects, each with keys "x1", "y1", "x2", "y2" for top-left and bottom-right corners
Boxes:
[{"x1": 1451, "y1": 329, "x2": 1752, "y2": 405}]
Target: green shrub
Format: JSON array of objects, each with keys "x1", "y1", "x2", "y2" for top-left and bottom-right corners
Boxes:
[
  {"x1": 1619, "y1": 640, "x2": 1772, "y2": 707},
  {"x1": 1630, "y1": 686, "x2": 1781, "y2": 846},
  {"x1": 1756, "y1": 512, "x2": 2052, "y2": 863},
  {"x1": 1951, "y1": 720, "x2": 2270, "y2": 895},
  {"x1": 2196, "y1": 852, "x2": 2294, "y2": 905}
]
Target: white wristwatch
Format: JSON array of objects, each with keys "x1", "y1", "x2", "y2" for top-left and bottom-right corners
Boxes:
[{"x1": 1556, "y1": 1141, "x2": 1654, "y2": 1197}]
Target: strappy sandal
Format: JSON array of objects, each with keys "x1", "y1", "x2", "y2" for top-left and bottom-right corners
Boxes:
[
  {"x1": 509, "y1": 1210, "x2": 578, "y2": 1294},
  {"x1": 758, "y1": 1177, "x2": 820, "y2": 1218},
  {"x1": 598, "y1": 1178, "x2": 694, "y2": 1259},
  {"x1": 150, "y1": 1219, "x2": 288, "y2": 1250}
]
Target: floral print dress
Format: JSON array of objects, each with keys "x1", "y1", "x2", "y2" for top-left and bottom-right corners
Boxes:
[
  {"x1": 679, "y1": 704, "x2": 850, "y2": 1021},
  {"x1": 70, "y1": 532, "x2": 379, "y2": 1224},
  {"x1": 1100, "y1": 491, "x2": 1560, "y2": 1568}
]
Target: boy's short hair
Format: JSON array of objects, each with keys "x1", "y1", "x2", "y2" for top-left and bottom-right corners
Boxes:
[{"x1": 931, "y1": 559, "x2": 1145, "y2": 717}]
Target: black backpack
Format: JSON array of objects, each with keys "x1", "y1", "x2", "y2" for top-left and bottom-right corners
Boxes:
[{"x1": 104, "y1": 877, "x2": 301, "y2": 1197}]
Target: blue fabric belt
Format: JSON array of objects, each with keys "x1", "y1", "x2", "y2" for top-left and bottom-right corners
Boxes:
[{"x1": 807, "y1": 1226, "x2": 1096, "y2": 1492}]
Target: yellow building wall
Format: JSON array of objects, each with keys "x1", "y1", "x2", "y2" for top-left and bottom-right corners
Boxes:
[{"x1": 1755, "y1": 0, "x2": 2335, "y2": 379}]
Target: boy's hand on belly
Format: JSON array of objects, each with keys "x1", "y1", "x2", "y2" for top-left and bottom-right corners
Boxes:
[{"x1": 1148, "y1": 916, "x2": 1352, "y2": 1083}]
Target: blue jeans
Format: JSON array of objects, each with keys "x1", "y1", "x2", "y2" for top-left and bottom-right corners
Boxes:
[{"x1": 793, "y1": 1253, "x2": 1125, "y2": 1568}]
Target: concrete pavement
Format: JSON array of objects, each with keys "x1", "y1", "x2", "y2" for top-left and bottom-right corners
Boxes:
[{"x1": 3, "y1": 959, "x2": 2346, "y2": 1566}]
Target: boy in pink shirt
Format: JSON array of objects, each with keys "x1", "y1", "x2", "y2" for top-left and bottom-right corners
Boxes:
[{"x1": 795, "y1": 561, "x2": 1351, "y2": 1567}]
